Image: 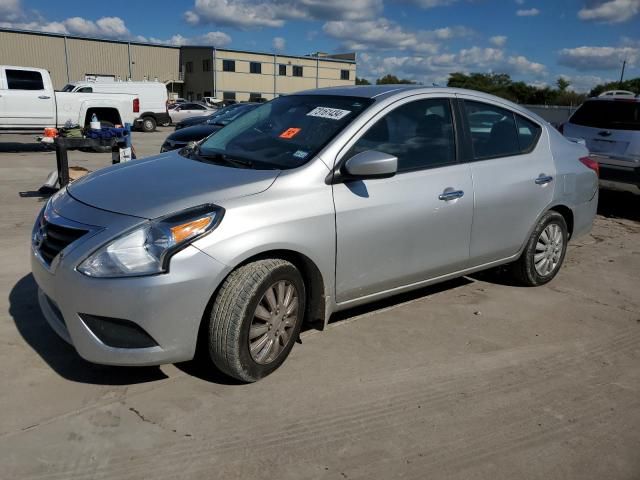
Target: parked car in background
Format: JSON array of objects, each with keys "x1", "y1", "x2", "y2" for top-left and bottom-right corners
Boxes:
[
  {"x1": 161, "y1": 103, "x2": 258, "y2": 152},
  {"x1": 0, "y1": 66, "x2": 138, "y2": 132},
  {"x1": 169, "y1": 102, "x2": 214, "y2": 124},
  {"x1": 31, "y1": 86, "x2": 598, "y2": 382},
  {"x1": 562, "y1": 95, "x2": 640, "y2": 190},
  {"x1": 61, "y1": 80, "x2": 170, "y2": 132},
  {"x1": 174, "y1": 103, "x2": 245, "y2": 130}
]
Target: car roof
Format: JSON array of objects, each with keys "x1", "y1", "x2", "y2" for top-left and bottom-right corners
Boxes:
[
  {"x1": 294, "y1": 85, "x2": 549, "y2": 124},
  {"x1": 586, "y1": 96, "x2": 640, "y2": 103}
]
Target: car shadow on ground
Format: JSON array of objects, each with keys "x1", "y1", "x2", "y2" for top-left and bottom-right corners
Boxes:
[
  {"x1": 598, "y1": 187, "x2": 640, "y2": 222},
  {"x1": 9, "y1": 274, "x2": 168, "y2": 385},
  {"x1": 0, "y1": 142, "x2": 53, "y2": 153}
]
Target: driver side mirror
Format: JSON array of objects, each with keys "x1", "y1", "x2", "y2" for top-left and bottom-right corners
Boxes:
[{"x1": 335, "y1": 150, "x2": 397, "y2": 183}]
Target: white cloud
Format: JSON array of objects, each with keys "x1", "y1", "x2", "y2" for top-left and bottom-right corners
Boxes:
[
  {"x1": 558, "y1": 45, "x2": 638, "y2": 70},
  {"x1": 62, "y1": 16, "x2": 129, "y2": 38},
  {"x1": 0, "y1": 0, "x2": 21, "y2": 20},
  {"x1": 516, "y1": 8, "x2": 540, "y2": 16},
  {"x1": 507, "y1": 55, "x2": 546, "y2": 75},
  {"x1": 578, "y1": 0, "x2": 640, "y2": 23},
  {"x1": 490, "y1": 35, "x2": 507, "y2": 47},
  {"x1": 144, "y1": 31, "x2": 232, "y2": 47},
  {"x1": 401, "y1": 0, "x2": 459, "y2": 7},
  {"x1": 272, "y1": 36, "x2": 286, "y2": 51},
  {"x1": 0, "y1": 19, "x2": 68, "y2": 34},
  {"x1": 323, "y1": 18, "x2": 471, "y2": 54},
  {"x1": 185, "y1": 0, "x2": 383, "y2": 28},
  {"x1": 357, "y1": 47, "x2": 547, "y2": 85}
]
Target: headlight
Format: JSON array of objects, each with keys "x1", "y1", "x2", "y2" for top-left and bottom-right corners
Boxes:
[{"x1": 78, "y1": 204, "x2": 223, "y2": 278}]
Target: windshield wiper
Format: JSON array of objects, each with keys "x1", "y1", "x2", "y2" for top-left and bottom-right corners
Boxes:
[{"x1": 194, "y1": 147, "x2": 254, "y2": 168}]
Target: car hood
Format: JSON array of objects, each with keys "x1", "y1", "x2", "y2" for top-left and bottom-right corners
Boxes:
[
  {"x1": 179, "y1": 116, "x2": 210, "y2": 127},
  {"x1": 67, "y1": 151, "x2": 280, "y2": 219},
  {"x1": 167, "y1": 124, "x2": 221, "y2": 142}
]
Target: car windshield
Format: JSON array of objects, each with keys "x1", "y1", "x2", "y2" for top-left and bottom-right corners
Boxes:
[
  {"x1": 60, "y1": 84, "x2": 75, "y2": 92},
  {"x1": 194, "y1": 95, "x2": 373, "y2": 169},
  {"x1": 570, "y1": 100, "x2": 640, "y2": 131},
  {"x1": 209, "y1": 104, "x2": 257, "y2": 125}
]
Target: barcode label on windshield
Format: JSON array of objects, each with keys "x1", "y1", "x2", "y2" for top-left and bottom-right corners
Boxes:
[{"x1": 307, "y1": 107, "x2": 351, "y2": 120}]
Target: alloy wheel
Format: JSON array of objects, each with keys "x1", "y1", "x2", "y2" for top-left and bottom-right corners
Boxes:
[
  {"x1": 249, "y1": 280, "x2": 299, "y2": 364},
  {"x1": 534, "y1": 223, "x2": 564, "y2": 277}
]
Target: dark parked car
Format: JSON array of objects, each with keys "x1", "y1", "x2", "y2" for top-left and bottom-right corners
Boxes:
[
  {"x1": 161, "y1": 103, "x2": 258, "y2": 152},
  {"x1": 174, "y1": 103, "x2": 246, "y2": 131}
]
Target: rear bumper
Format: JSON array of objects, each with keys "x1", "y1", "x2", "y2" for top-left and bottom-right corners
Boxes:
[
  {"x1": 599, "y1": 164, "x2": 640, "y2": 187},
  {"x1": 571, "y1": 188, "x2": 599, "y2": 240}
]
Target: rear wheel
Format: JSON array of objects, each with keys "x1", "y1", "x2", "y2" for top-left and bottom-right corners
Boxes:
[
  {"x1": 208, "y1": 259, "x2": 305, "y2": 382},
  {"x1": 511, "y1": 211, "x2": 568, "y2": 286},
  {"x1": 141, "y1": 116, "x2": 156, "y2": 132}
]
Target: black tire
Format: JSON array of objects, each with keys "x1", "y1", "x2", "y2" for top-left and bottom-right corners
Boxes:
[
  {"x1": 511, "y1": 211, "x2": 568, "y2": 286},
  {"x1": 208, "y1": 259, "x2": 305, "y2": 382},
  {"x1": 141, "y1": 116, "x2": 156, "y2": 132}
]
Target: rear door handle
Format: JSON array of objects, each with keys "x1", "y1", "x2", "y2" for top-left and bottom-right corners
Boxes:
[
  {"x1": 38, "y1": 95, "x2": 51, "y2": 99},
  {"x1": 535, "y1": 175, "x2": 553, "y2": 185},
  {"x1": 439, "y1": 190, "x2": 464, "y2": 201}
]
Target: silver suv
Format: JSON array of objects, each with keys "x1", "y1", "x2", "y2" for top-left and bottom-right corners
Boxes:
[
  {"x1": 563, "y1": 95, "x2": 640, "y2": 189},
  {"x1": 31, "y1": 86, "x2": 598, "y2": 382}
]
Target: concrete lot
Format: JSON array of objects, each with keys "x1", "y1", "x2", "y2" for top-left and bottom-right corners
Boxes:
[{"x1": 1, "y1": 130, "x2": 639, "y2": 479}]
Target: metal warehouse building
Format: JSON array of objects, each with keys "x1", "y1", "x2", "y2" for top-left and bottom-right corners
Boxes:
[{"x1": 0, "y1": 28, "x2": 356, "y2": 102}]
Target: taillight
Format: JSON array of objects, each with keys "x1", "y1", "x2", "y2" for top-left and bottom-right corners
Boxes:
[
  {"x1": 133, "y1": 98, "x2": 140, "y2": 113},
  {"x1": 579, "y1": 156, "x2": 599, "y2": 177}
]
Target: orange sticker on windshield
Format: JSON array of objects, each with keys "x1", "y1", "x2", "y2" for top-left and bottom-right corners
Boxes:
[{"x1": 279, "y1": 127, "x2": 301, "y2": 139}]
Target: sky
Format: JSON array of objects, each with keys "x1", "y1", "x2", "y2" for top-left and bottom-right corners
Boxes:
[{"x1": 0, "y1": 0, "x2": 639, "y2": 92}]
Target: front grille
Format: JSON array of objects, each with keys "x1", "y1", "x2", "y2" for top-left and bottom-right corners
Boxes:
[{"x1": 37, "y1": 220, "x2": 88, "y2": 264}]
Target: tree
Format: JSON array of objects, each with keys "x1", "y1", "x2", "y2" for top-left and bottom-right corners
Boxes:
[
  {"x1": 556, "y1": 77, "x2": 571, "y2": 92},
  {"x1": 355, "y1": 77, "x2": 371, "y2": 85},
  {"x1": 376, "y1": 74, "x2": 416, "y2": 85},
  {"x1": 446, "y1": 72, "x2": 586, "y2": 106}
]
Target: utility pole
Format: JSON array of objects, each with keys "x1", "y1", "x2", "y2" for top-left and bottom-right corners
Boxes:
[{"x1": 619, "y1": 59, "x2": 626, "y2": 87}]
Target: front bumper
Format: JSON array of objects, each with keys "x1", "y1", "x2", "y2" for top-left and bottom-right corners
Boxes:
[{"x1": 30, "y1": 194, "x2": 229, "y2": 366}]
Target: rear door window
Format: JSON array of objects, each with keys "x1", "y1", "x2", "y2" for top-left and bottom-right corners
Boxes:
[
  {"x1": 570, "y1": 100, "x2": 640, "y2": 131},
  {"x1": 516, "y1": 115, "x2": 542, "y2": 152},
  {"x1": 464, "y1": 101, "x2": 520, "y2": 159},
  {"x1": 5, "y1": 69, "x2": 45, "y2": 90}
]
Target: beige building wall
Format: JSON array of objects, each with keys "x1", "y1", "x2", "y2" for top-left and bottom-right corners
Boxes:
[
  {"x1": 0, "y1": 29, "x2": 356, "y2": 98},
  {"x1": 209, "y1": 49, "x2": 355, "y2": 101},
  {"x1": 130, "y1": 44, "x2": 180, "y2": 83},
  {"x1": 0, "y1": 30, "x2": 68, "y2": 88},
  {"x1": 65, "y1": 38, "x2": 130, "y2": 83}
]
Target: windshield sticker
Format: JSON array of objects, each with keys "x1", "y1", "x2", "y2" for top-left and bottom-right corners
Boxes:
[
  {"x1": 293, "y1": 150, "x2": 308, "y2": 159},
  {"x1": 306, "y1": 107, "x2": 351, "y2": 120},
  {"x1": 279, "y1": 127, "x2": 301, "y2": 139}
]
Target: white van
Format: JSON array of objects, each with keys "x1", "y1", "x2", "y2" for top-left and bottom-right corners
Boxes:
[{"x1": 61, "y1": 80, "x2": 170, "y2": 132}]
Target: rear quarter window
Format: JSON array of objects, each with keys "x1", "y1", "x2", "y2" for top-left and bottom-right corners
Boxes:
[{"x1": 570, "y1": 100, "x2": 640, "y2": 131}]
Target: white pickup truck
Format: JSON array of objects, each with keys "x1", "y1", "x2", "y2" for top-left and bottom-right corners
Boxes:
[{"x1": 0, "y1": 66, "x2": 138, "y2": 132}]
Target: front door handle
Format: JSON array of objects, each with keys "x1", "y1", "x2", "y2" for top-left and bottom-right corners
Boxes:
[
  {"x1": 439, "y1": 190, "x2": 464, "y2": 201},
  {"x1": 38, "y1": 95, "x2": 51, "y2": 100},
  {"x1": 535, "y1": 175, "x2": 553, "y2": 185}
]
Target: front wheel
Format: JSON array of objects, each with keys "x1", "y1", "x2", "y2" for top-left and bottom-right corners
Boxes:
[
  {"x1": 511, "y1": 211, "x2": 568, "y2": 286},
  {"x1": 208, "y1": 259, "x2": 305, "y2": 382}
]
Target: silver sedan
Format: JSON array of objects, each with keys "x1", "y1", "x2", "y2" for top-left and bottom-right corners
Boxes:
[{"x1": 31, "y1": 86, "x2": 598, "y2": 381}]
